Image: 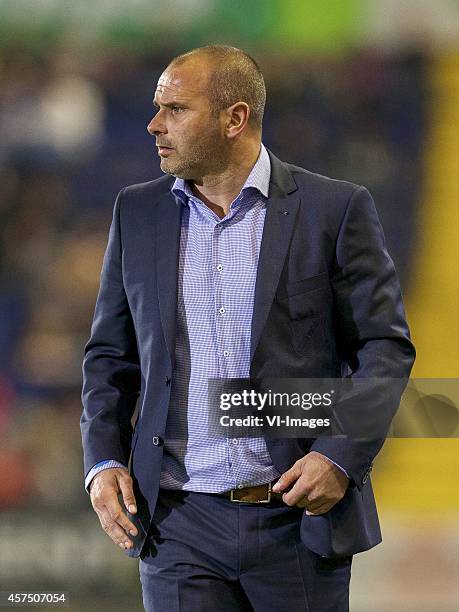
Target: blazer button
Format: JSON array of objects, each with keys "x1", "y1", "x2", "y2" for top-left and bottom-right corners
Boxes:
[
  {"x1": 165, "y1": 376, "x2": 171, "y2": 386},
  {"x1": 152, "y1": 436, "x2": 163, "y2": 446}
]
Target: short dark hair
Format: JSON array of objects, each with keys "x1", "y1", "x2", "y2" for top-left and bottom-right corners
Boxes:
[{"x1": 170, "y1": 45, "x2": 266, "y2": 130}]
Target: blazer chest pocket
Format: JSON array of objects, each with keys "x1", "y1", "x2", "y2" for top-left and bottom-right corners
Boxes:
[
  {"x1": 276, "y1": 273, "x2": 331, "y2": 357},
  {"x1": 289, "y1": 316, "x2": 329, "y2": 357},
  {"x1": 276, "y1": 272, "x2": 329, "y2": 317}
]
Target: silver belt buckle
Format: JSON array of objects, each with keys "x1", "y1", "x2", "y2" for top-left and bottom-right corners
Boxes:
[{"x1": 230, "y1": 481, "x2": 272, "y2": 503}]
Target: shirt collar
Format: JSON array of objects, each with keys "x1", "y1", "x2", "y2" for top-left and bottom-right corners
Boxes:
[{"x1": 171, "y1": 143, "x2": 271, "y2": 205}]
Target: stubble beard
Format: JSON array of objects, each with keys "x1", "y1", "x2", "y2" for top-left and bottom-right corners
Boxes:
[{"x1": 160, "y1": 131, "x2": 229, "y2": 181}]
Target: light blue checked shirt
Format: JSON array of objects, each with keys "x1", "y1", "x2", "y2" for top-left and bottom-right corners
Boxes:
[
  {"x1": 85, "y1": 144, "x2": 346, "y2": 492},
  {"x1": 159, "y1": 143, "x2": 279, "y2": 492}
]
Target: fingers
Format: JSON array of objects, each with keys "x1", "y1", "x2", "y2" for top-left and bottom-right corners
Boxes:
[
  {"x1": 291, "y1": 483, "x2": 344, "y2": 513},
  {"x1": 300, "y1": 489, "x2": 344, "y2": 514},
  {"x1": 294, "y1": 496, "x2": 309, "y2": 508},
  {"x1": 272, "y1": 453, "x2": 348, "y2": 511},
  {"x1": 305, "y1": 503, "x2": 332, "y2": 515},
  {"x1": 281, "y1": 476, "x2": 311, "y2": 507},
  {"x1": 96, "y1": 504, "x2": 135, "y2": 550},
  {"x1": 119, "y1": 474, "x2": 137, "y2": 514},
  {"x1": 90, "y1": 468, "x2": 138, "y2": 550},
  {"x1": 272, "y1": 459, "x2": 304, "y2": 493}
]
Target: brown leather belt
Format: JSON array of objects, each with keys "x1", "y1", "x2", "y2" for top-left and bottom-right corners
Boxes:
[{"x1": 221, "y1": 480, "x2": 284, "y2": 504}]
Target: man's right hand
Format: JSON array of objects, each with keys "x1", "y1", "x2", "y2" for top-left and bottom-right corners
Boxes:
[{"x1": 89, "y1": 467, "x2": 138, "y2": 550}]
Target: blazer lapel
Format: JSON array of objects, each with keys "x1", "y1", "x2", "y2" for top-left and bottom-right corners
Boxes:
[
  {"x1": 154, "y1": 151, "x2": 299, "y2": 370},
  {"x1": 156, "y1": 188, "x2": 183, "y2": 369},
  {"x1": 250, "y1": 151, "x2": 300, "y2": 364}
]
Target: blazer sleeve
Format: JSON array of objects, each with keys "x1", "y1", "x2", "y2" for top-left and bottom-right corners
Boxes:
[
  {"x1": 80, "y1": 188, "x2": 141, "y2": 478},
  {"x1": 311, "y1": 185, "x2": 416, "y2": 488}
]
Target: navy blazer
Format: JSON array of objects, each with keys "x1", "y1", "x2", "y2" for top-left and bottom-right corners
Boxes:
[{"x1": 81, "y1": 150, "x2": 415, "y2": 559}]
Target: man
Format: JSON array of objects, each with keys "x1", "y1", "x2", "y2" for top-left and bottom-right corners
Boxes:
[{"x1": 81, "y1": 45, "x2": 415, "y2": 611}]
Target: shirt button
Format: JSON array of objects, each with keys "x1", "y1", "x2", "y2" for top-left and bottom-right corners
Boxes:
[
  {"x1": 237, "y1": 484, "x2": 244, "y2": 489},
  {"x1": 232, "y1": 439, "x2": 238, "y2": 445},
  {"x1": 223, "y1": 350, "x2": 230, "y2": 357},
  {"x1": 219, "y1": 307, "x2": 226, "y2": 314},
  {"x1": 152, "y1": 436, "x2": 163, "y2": 446},
  {"x1": 216, "y1": 264, "x2": 223, "y2": 271},
  {"x1": 165, "y1": 376, "x2": 171, "y2": 386}
]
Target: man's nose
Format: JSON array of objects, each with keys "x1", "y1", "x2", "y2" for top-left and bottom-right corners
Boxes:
[{"x1": 147, "y1": 112, "x2": 166, "y2": 136}]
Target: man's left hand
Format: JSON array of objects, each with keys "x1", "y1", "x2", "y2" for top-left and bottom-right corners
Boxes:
[{"x1": 272, "y1": 451, "x2": 349, "y2": 515}]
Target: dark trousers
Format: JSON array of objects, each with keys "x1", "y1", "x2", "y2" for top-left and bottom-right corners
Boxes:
[{"x1": 139, "y1": 488, "x2": 351, "y2": 612}]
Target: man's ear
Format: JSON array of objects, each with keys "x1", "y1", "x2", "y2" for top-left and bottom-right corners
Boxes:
[{"x1": 225, "y1": 102, "x2": 250, "y2": 139}]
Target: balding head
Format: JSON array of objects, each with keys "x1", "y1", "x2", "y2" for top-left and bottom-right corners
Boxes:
[{"x1": 169, "y1": 45, "x2": 266, "y2": 131}]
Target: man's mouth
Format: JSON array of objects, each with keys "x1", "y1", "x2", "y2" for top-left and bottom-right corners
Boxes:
[{"x1": 157, "y1": 145, "x2": 174, "y2": 156}]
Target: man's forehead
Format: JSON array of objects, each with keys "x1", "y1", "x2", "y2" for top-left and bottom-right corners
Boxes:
[{"x1": 155, "y1": 61, "x2": 209, "y2": 100}]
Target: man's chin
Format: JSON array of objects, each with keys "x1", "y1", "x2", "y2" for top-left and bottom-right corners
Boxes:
[
  {"x1": 159, "y1": 160, "x2": 177, "y2": 175},
  {"x1": 160, "y1": 162, "x2": 193, "y2": 180}
]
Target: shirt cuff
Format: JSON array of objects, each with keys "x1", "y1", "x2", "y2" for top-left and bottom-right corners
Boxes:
[
  {"x1": 322, "y1": 456, "x2": 350, "y2": 479},
  {"x1": 84, "y1": 459, "x2": 127, "y2": 493}
]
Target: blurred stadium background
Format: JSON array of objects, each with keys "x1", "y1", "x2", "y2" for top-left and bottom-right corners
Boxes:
[{"x1": 0, "y1": 1, "x2": 458, "y2": 610}]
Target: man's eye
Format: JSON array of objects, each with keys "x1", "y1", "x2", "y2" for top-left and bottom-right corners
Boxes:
[{"x1": 171, "y1": 107, "x2": 184, "y2": 114}]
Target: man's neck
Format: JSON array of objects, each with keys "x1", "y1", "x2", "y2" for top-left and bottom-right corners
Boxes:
[{"x1": 190, "y1": 140, "x2": 261, "y2": 219}]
